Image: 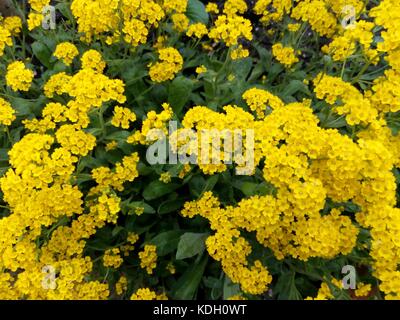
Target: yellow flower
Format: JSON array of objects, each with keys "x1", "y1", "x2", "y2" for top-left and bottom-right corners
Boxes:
[
  {"x1": 81, "y1": 49, "x2": 106, "y2": 73},
  {"x1": 196, "y1": 65, "x2": 207, "y2": 74},
  {"x1": 272, "y1": 43, "x2": 299, "y2": 67},
  {"x1": 111, "y1": 106, "x2": 136, "y2": 129},
  {"x1": 186, "y1": 23, "x2": 208, "y2": 38},
  {"x1": 3, "y1": 16, "x2": 23, "y2": 35},
  {"x1": 149, "y1": 47, "x2": 183, "y2": 82},
  {"x1": 172, "y1": 13, "x2": 189, "y2": 32},
  {"x1": 103, "y1": 248, "x2": 123, "y2": 268},
  {"x1": 134, "y1": 207, "x2": 145, "y2": 215},
  {"x1": 130, "y1": 288, "x2": 167, "y2": 300},
  {"x1": 206, "y1": 2, "x2": 219, "y2": 14},
  {"x1": 27, "y1": 12, "x2": 43, "y2": 31},
  {"x1": 105, "y1": 141, "x2": 118, "y2": 151},
  {"x1": 6, "y1": 61, "x2": 34, "y2": 92},
  {"x1": 163, "y1": 0, "x2": 187, "y2": 13},
  {"x1": 230, "y1": 45, "x2": 249, "y2": 60},
  {"x1": 0, "y1": 98, "x2": 16, "y2": 126},
  {"x1": 288, "y1": 23, "x2": 301, "y2": 32},
  {"x1": 159, "y1": 172, "x2": 172, "y2": 183},
  {"x1": 127, "y1": 232, "x2": 139, "y2": 245},
  {"x1": 242, "y1": 87, "x2": 284, "y2": 118},
  {"x1": 355, "y1": 283, "x2": 372, "y2": 297},
  {"x1": 115, "y1": 276, "x2": 128, "y2": 295},
  {"x1": 209, "y1": 14, "x2": 252, "y2": 47},
  {"x1": 167, "y1": 262, "x2": 176, "y2": 274},
  {"x1": 56, "y1": 125, "x2": 97, "y2": 156},
  {"x1": 123, "y1": 19, "x2": 148, "y2": 47},
  {"x1": 54, "y1": 42, "x2": 79, "y2": 66},
  {"x1": 139, "y1": 245, "x2": 157, "y2": 274}
]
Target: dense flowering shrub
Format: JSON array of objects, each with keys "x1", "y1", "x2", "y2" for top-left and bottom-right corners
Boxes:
[{"x1": 0, "y1": 0, "x2": 400, "y2": 300}]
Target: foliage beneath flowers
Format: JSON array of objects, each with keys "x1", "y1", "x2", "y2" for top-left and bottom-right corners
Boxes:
[{"x1": 1, "y1": 0, "x2": 400, "y2": 300}]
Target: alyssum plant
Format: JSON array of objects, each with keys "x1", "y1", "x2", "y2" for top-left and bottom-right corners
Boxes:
[{"x1": 0, "y1": 0, "x2": 399, "y2": 300}]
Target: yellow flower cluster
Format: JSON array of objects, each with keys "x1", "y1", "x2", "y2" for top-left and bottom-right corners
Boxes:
[
  {"x1": 0, "y1": 47, "x2": 143, "y2": 299},
  {"x1": 56, "y1": 125, "x2": 97, "y2": 156},
  {"x1": 103, "y1": 248, "x2": 123, "y2": 268},
  {"x1": 159, "y1": 172, "x2": 172, "y2": 183},
  {"x1": 170, "y1": 105, "x2": 256, "y2": 175},
  {"x1": 242, "y1": 87, "x2": 284, "y2": 118},
  {"x1": 163, "y1": 0, "x2": 187, "y2": 13},
  {"x1": 254, "y1": 0, "x2": 292, "y2": 23},
  {"x1": 306, "y1": 278, "x2": 343, "y2": 300},
  {"x1": 206, "y1": 3, "x2": 219, "y2": 14},
  {"x1": 291, "y1": 1, "x2": 337, "y2": 37},
  {"x1": 54, "y1": 42, "x2": 80, "y2": 66},
  {"x1": 111, "y1": 106, "x2": 136, "y2": 129},
  {"x1": 71, "y1": 0, "x2": 168, "y2": 43},
  {"x1": 42, "y1": 51, "x2": 125, "y2": 129},
  {"x1": 91, "y1": 152, "x2": 140, "y2": 192},
  {"x1": 122, "y1": 19, "x2": 148, "y2": 47},
  {"x1": 115, "y1": 276, "x2": 128, "y2": 295},
  {"x1": 172, "y1": 13, "x2": 189, "y2": 32},
  {"x1": 182, "y1": 192, "x2": 273, "y2": 294},
  {"x1": 0, "y1": 98, "x2": 16, "y2": 126},
  {"x1": 27, "y1": 0, "x2": 51, "y2": 31},
  {"x1": 355, "y1": 283, "x2": 372, "y2": 298},
  {"x1": 81, "y1": 49, "x2": 106, "y2": 72},
  {"x1": 130, "y1": 288, "x2": 167, "y2": 300},
  {"x1": 209, "y1": 14, "x2": 253, "y2": 47},
  {"x1": 314, "y1": 73, "x2": 378, "y2": 125},
  {"x1": 139, "y1": 245, "x2": 158, "y2": 275},
  {"x1": 149, "y1": 47, "x2": 183, "y2": 82},
  {"x1": 0, "y1": 25, "x2": 12, "y2": 57},
  {"x1": 196, "y1": 65, "x2": 207, "y2": 74},
  {"x1": 230, "y1": 45, "x2": 249, "y2": 60},
  {"x1": 371, "y1": 0, "x2": 400, "y2": 71},
  {"x1": 322, "y1": 21, "x2": 378, "y2": 62},
  {"x1": 368, "y1": 70, "x2": 400, "y2": 113},
  {"x1": 177, "y1": 86, "x2": 400, "y2": 297},
  {"x1": 186, "y1": 23, "x2": 208, "y2": 39},
  {"x1": 272, "y1": 43, "x2": 299, "y2": 67},
  {"x1": 6, "y1": 61, "x2": 34, "y2": 92},
  {"x1": 0, "y1": 16, "x2": 22, "y2": 56},
  {"x1": 127, "y1": 103, "x2": 173, "y2": 144}
]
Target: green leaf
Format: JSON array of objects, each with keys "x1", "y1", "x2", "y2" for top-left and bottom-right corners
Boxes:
[
  {"x1": 168, "y1": 76, "x2": 193, "y2": 115},
  {"x1": 126, "y1": 201, "x2": 155, "y2": 214},
  {"x1": 32, "y1": 41, "x2": 53, "y2": 69},
  {"x1": 274, "y1": 271, "x2": 302, "y2": 300},
  {"x1": 9, "y1": 96, "x2": 46, "y2": 117},
  {"x1": 223, "y1": 275, "x2": 241, "y2": 299},
  {"x1": 282, "y1": 79, "x2": 311, "y2": 97},
  {"x1": 0, "y1": 149, "x2": 9, "y2": 162},
  {"x1": 171, "y1": 255, "x2": 208, "y2": 299},
  {"x1": 232, "y1": 58, "x2": 253, "y2": 81},
  {"x1": 176, "y1": 232, "x2": 208, "y2": 260},
  {"x1": 186, "y1": 0, "x2": 209, "y2": 24},
  {"x1": 111, "y1": 226, "x2": 124, "y2": 237},
  {"x1": 105, "y1": 130, "x2": 131, "y2": 141},
  {"x1": 149, "y1": 230, "x2": 183, "y2": 256},
  {"x1": 202, "y1": 174, "x2": 219, "y2": 194},
  {"x1": 142, "y1": 180, "x2": 179, "y2": 201},
  {"x1": 319, "y1": 111, "x2": 347, "y2": 129},
  {"x1": 158, "y1": 198, "x2": 185, "y2": 214},
  {"x1": 55, "y1": 2, "x2": 74, "y2": 21}
]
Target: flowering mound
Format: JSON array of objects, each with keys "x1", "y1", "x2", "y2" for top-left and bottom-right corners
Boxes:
[{"x1": 0, "y1": 0, "x2": 400, "y2": 300}]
